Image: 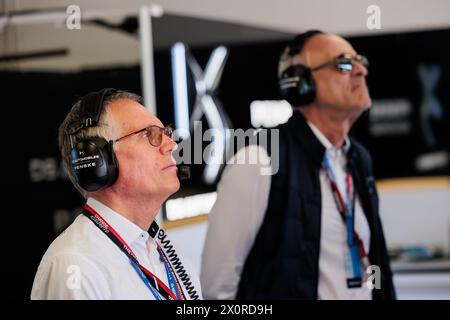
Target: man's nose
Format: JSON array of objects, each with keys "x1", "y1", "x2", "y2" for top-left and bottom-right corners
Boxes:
[
  {"x1": 160, "y1": 135, "x2": 178, "y2": 154},
  {"x1": 352, "y1": 60, "x2": 368, "y2": 77}
]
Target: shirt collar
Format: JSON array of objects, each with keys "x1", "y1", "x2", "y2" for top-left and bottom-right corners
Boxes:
[
  {"x1": 306, "y1": 121, "x2": 351, "y2": 155},
  {"x1": 86, "y1": 197, "x2": 148, "y2": 246}
]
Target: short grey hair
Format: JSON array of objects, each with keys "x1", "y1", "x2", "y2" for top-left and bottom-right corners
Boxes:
[
  {"x1": 58, "y1": 90, "x2": 142, "y2": 197},
  {"x1": 278, "y1": 30, "x2": 326, "y2": 77},
  {"x1": 278, "y1": 45, "x2": 293, "y2": 78}
]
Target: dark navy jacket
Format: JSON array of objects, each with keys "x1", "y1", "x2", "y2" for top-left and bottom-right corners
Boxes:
[{"x1": 236, "y1": 111, "x2": 396, "y2": 300}]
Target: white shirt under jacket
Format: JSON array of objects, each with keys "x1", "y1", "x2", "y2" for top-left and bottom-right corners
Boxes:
[{"x1": 201, "y1": 121, "x2": 372, "y2": 300}]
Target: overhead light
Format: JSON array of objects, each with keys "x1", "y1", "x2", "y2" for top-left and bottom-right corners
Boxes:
[
  {"x1": 250, "y1": 100, "x2": 292, "y2": 128},
  {"x1": 165, "y1": 192, "x2": 217, "y2": 221},
  {"x1": 149, "y1": 5, "x2": 164, "y2": 18}
]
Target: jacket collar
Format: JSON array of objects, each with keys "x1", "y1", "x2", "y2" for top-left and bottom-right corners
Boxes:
[
  {"x1": 286, "y1": 111, "x2": 354, "y2": 167},
  {"x1": 286, "y1": 111, "x2": 326, "y2": 167}
]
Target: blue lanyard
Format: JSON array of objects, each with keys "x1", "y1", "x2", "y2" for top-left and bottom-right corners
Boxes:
[
  {"x1": 82, "y1": 204, "x2": 183, "y2": 300},
  {"x1": 157, "y1": 246, "x2": 182, "y2": 300},
  {"x1": 323, "y1": 154, "x2": 361, "y2": 279},
  {"x1": 323, "y1": 154, "x2": 354, "y2": 242},
  {"x1": 129, "y1": 259, "x2": 163, "y2": 300},
  {"x1": 129, "y1": 245, "x2": 182, "y2": 300}
]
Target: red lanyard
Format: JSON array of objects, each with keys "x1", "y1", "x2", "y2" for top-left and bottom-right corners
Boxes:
[
  {"x1": 83, "y1": 203, "x2": 184, "y2": 300},
  {"x1": 322, "y1": 157, "x2": 368, "y2": 260}
]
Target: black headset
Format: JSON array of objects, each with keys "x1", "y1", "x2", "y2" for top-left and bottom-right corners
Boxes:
[
  {"x1": 66, "y1": 88, "x2": 119, "y2": 192},
  {"x1": 278, "y1": 30, "x2": 323, "y2": 107}
]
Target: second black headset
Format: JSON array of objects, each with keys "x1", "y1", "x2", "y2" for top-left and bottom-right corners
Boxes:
[{"x1": 278, "y1": 30, "x2": 323, "y2": 107}]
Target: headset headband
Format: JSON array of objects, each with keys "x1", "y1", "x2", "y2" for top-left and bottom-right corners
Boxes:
[
  {"x1": 67, "y1": 88, "x2": 117, "y2": 135},
  {"x1": 287, "y1": 30, "x2": 324, "y2": 57}
]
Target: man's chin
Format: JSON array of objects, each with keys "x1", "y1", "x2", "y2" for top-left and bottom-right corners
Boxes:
[
  {"x1": 360, "y1": 100, "x2": 371, "y2": 111},
  {"x1": 169, "y1": 179, "x2": 181, "y2": 194},
  {"x1": 160, "y1": 181, "x2": 181, "y2": 204},
  {"x1": 353, "y1": 96, "x2": 372, "y2": 110}
]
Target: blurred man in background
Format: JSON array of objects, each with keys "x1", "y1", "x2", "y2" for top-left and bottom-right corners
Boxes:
[{"x1": 201, "y1": 31, "x2": 395, "y2": 299}]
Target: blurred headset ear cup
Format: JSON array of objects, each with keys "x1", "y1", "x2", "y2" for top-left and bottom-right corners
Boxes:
[
  {"x1": 279, "y1": 65, "x2": 316, "y2": 107},
  {"x1": 278, "y1": 30, "x2": 322, "y2": 107},
  {"x1": 71, "y1": 137, "x2": 118, "y2": 192}
]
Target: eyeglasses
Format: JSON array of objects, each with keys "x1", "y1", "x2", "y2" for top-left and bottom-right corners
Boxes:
[
  {"x1": 114, "y1": 124, "x2": 174, "y2": 147},
  {"x1": 311, "y1": 53, "x2": 369, "y2": 73}
]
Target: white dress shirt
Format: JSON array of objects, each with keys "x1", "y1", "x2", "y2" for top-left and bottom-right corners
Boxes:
[
  {"x1": 31, "y1": 198, "x2": 202, "y2": 300},
  {"x1": 201, "y1": 121, "x2": 372, "y2": 300}
]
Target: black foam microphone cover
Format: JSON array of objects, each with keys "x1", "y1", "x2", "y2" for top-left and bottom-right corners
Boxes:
[{"x1": 177, "y1": 165, "x2": 191, "y2": 180}]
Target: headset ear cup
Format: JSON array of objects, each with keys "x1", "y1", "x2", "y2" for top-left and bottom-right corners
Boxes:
[
  {"x1": 70, "y1": 137, "x2": 118, "y2": 192},
  {"x1": 279, "y1": 65, "x2": 316, "y2": 107}
]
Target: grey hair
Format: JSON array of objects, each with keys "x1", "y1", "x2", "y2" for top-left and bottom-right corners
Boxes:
[
  {"x1": 278, "y1": 30, "x2": 326, "y2": 77},
  {"x1": 278, "y1": 45, "x2": 294, "y2": 78},
  {"x1": 58, "y1": 90, "x2": 142, "y2": 198}
]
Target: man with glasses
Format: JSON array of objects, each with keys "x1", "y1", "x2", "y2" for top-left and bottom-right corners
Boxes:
[
  {"x1": 31, "y1": 89, "x2": 201, "y2": 299},
  {"x1": 201, "y1": 31, "x2": 395, "y2": 300}
]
